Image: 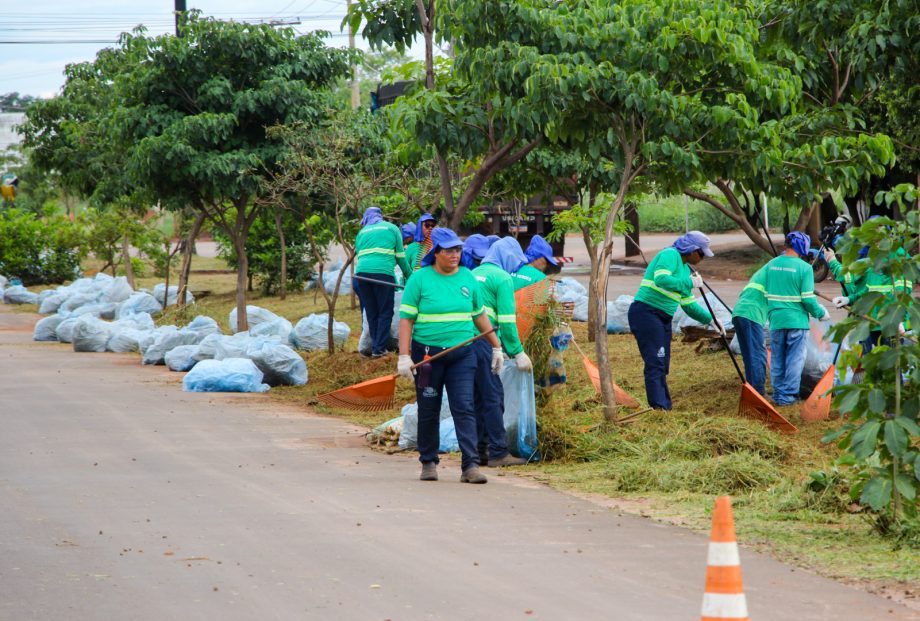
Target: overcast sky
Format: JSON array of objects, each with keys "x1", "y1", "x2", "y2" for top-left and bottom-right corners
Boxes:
[{"x1": 1, "y1": 0, "x2": 399, "y2": 99}]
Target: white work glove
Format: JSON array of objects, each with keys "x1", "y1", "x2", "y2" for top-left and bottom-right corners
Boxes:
[
  {"x1": 491, "y1": 347, "x2": 504, "y2": 375},
  {"x1": 714, "y1": 322, "x2": 727, "y2": 337},
  {"x1": 690, "y1": 272, "x2": 704, "y2": 289},
  {"x1": 898, "y1": 322, "x2": 906, "y2": 336},
  {"x1": 832, "y1": 296, "x2": 849, "y2": 308},
  {"x1": 397, "y1": 354, "x2": 415, "y2": 379},
  {"x1": 819, "y1": 307, "x2": 832, "y2": 322},
  {"x1": 823, "y1": 248, "x2": 836, "y2": 262},
  {"x1": 513, "y1": 351, "x2": 533, "y2": 372}
]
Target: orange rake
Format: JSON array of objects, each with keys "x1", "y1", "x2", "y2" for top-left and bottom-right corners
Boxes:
[
  {"x1": 800, "y1": 343, "x2": 843, "y2": 422},
  {"x1": 316, "y1": 328, "x2": 497, "y2": 412},
  {"x1": 697, "y1": 282, "x2": 798, "y2": 433},
  {"x1": 570, "y1": 338, "x2": 641, "y2": 409}
]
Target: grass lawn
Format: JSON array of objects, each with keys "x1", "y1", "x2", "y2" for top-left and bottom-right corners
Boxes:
[{"x1": 15, "y1": 256, "x2": 920, "y2": 604}]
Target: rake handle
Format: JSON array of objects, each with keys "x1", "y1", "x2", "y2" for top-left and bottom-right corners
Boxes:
[
  {"x1": 353, "y1": 274, "x2": 405, "y2": 289},
  {"x1": 408, "y1": 327, "x2": 498, "y2": 371},
  {"x1": 697, "y1": 283, "x2": 746, "y2": 384}
]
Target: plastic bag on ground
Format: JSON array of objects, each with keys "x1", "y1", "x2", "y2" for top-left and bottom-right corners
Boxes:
[
  {"x1": 290, "y1": 313, "x2": 350, "y2": 351},
  {"x1": 70, "y1": 302, "x2": 117, "y2": 320},
  {"x1": 802, "y1": 318, "x2": 834, "y2": 377},
  {"x1": 165, "y1": 345, "x2": 201, "y2": 372},
  {"x1": 193, "y1": 333, "x2": 223, "y2": 361},
  {"x1": 245, "y1": 340, "x2": 307, "y2": 386},
  {"x1": 250, "y1": 316, "x2": 293, "y2": 342},
  {"x1": 117, "y1": 292, "x2": 162, "y2": 318},
  {"x1": 101, "y1": 276, "x2": 133, "y2": 304},
  {"x1": 501, "y1": 360, "x2": 540, "y2": 461},
  {"x1": 358, "y1": 292, "x2": 401, "y2": 355},
  {"x1": 72, "y1": 316, "x2": 113, "y2": 353},
  {"x1": 34, "y1": 315, "x2": 66, "y2": 342},
  {"x1": 55, "y1": 317, "x2": 83, "y2": 343},
  {"x1": 438, "y1": 418, "x2": 459, "y2": 453},
  {"x1": 398, "y1": 393, "x2": 453, "y2": 450},
  {"x1": 180, "y1": 315, "x2": 222, "y2": 340},
  {"x1": 676, "y1": 292, "x2": 732, "y2": 332},
  {"x1": 38, "y1": 292, "x2": 68, "y2": 314},
  {"x1": 3, "y1": 285, "x2": 39, "y2": 305},
  {"x1": 58, "y1": 292, "x2": 100, "y2": 313},
  {"x1": 606, "y1": 295, "x2": 634, "y2": 334},
  {"x1": 106, "y1": 327, "x2": 149, "y2": 353},
  {"x1": 322, "y1": 268, "x2": 353, "y2": 295},
  {"x1": 141, "y1": 326, "x2": 201, "y2": 365},
  {"x1": 228, "y1": 305, "x2": 278, "y2": 333},
  {"x1": 182, "y1": 358, "x2": 269, "y2": 393},
  {"x1": 153, "y1": 283, "x2": 194, "y2": 307}
]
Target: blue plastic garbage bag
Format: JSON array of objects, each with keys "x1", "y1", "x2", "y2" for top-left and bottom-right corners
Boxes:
[
  {"x1": 38, "y1": 292, "x2": 67, "y2": 314},
  {"x1": 72, "y1": 316, "x2": 113, "y2": 353},
  {"x1": 117, "y1": 292, "x2": 162, "y2": 318},
  {"x1": 101, "y1": 276, "x2": 133, "y2": 304},
  {"x1": 182, "y1": 358, "x2": 270, "y2": 393},
  {"x1": 141, "y1": 326, "x2": 201, "y2": 365},
  {"x1": 290, "y1": 314, "x2": 350, "y2": 351},
  {"x1": 153, "y1": 283, "x2": 194, "y2": 306},
  {"x1": 500, "y1": 360, "x2": 540, "y2": 461},
  {"x1": 55, "y1": 317, "x2": 82, "y2": 343},
  {"x1": 165, "y1": 344, "x2": 200, "y2": 372},
  {"x1": 606, "y1": 295, "x2": 634, "y2": 334},
  {"x1": 246, "y1": 340, "x2": 307, "y2": 386},
  {"x1": 397, "y1": 394, "x2": 453, "y2": 450},
  {"x1": 106, "y1": 327, "x2": 148, "y2": 353},
  {"x1": 438, "y1": 417, "x2": 459, "y2": 452},
  {"x1": 3, "y1": 285, "x2": 39, "y2": 305},
  {"x1": 228, "y1": 305, "x2": 278, "y2": 333},
  {"x1": 180, "y1": 315, "x2": 222, "y2": 339},
  {"x1": 33, "y1": 315, "x2": 66, "y2": 341},
  {"x1": 250, "y1": 316, "x2": 293, "y2": 341}
]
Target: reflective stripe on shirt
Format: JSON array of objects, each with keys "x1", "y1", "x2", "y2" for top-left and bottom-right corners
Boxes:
[
  {"x1": 766, "y1": 294, "x2": 803, "y2": 302},
  {"x1": 357, "y1": 247, "x2": 404, "y2": 258},
  {"x1": 640, "y1": 279, "x2": 681, "y2": 302}
]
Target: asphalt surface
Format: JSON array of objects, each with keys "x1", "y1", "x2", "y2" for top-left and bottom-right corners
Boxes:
[{"x1": 1, "y1": 308, "x2": 916, "y2": 621}]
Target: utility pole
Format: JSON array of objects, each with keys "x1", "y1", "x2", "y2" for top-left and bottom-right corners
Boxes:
[
  {"x1": 175, "y1": 0, "x2": 186, "y2": 36},
  {"x1": 347, "y1": 0, "x2": 360, "y2": 110}
]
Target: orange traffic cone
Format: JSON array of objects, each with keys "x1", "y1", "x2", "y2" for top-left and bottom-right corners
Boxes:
[{"x1": 701, "y1": 496, "x2": 749, "y2": 621}]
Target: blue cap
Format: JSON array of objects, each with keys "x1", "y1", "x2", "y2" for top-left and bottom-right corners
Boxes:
[
  {"x1": 786, "y1": 231, "x2": 810, "y2": 257},
  {"x1": 463, "y1": 234, "x2": 493, "y2": 261},
  {"x1": 673, "y1": 231, "x2": 714, "y2": 257},
  {"x1": 400, "y1": 223, "x2": 416, "y2": 239},
  {"x1": 360, "y1": 206, "x2": 383, "y2": 226},
  {"x1": 414, "y1": 213, "x2": 436, "y2": 242},
  {"x1": 420, "y1": 228, "x2": 464, "y2": 267},
  {"x1": 524, "y1": 235, "x2": 559, "y2": 266}
]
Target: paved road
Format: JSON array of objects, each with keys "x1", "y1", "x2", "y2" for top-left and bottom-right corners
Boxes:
[{"x1": 1, "y1": 309, "x2": 915, "y2": 620}]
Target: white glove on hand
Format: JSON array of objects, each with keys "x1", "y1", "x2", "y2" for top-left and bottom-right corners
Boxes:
[
  {"x1": 397, "y1": 354, "x2": 415, "y2": 379},
  {"x1": 514, "y1": 351, "x2": 533, "y2": 372},
  {"x1": 823, "y1": 248, "x2": 836, "y2": 262},
  {"x1": 715, "y1": 322, "x2": 727, "y2": 337},
  {"x1": 491, "y1": 347, "x2": 504, "y2": 375},
  {"x1": 832, "y1": 296, "x2": 849, "y2": 308},
  {"x1": 690, "y1": 272, "x2": 704, "y2": 289},
  {"x1": 898, "y1": 322, "x2": 906, "y2": 336},
  {"x1": 819, "y1": 307, "x2": 832, "y2": 322}
]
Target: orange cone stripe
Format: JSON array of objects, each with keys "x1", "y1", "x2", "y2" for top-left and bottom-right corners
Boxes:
[
  {"x1": 702, "y1": 497, "x2": 748, "y2": 621},
  {"x1": 704, "y1": 566, "x2": 744, "y2": 594}
]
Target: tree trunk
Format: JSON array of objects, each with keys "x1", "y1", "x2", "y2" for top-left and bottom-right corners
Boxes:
[
  {"x1": 233, "y1": 233, "x2": 249, "y2": 332},
  {"x1": 326, "y1": 252, "x2": 356, "y2": 354},
  {"x1": 121, "y1": 233, "x2": 135, "y2": 289},
  {"x1": 274, "y1": 207, "x2": 287, "y2": 300},
  {"x1": 685, "y1": 185, "x2": 776, "y2": 254},
  {"x1": 793, "y1": 202, "x2": 817, "y2": 232},
  {"x1": 581, "y1": 221, "x2": 598, "y2": 343},
  {"x1": 177, "y1": 213, "x2": 205, "y2": 309},
  {"x1": 163, "y1": 244, "x2": 171, "y2": 310}
]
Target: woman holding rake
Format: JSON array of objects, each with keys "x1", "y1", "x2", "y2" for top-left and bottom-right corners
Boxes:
[{"x1": 396, "y1": 227, "x2": 503, "y2": 484}]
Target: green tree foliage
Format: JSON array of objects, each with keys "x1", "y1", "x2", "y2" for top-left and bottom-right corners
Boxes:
[
  {"x1": 824, "y1": 208, "x2": 919, "y2": 529},
  {"x1": 109, "y1": 13, "x2": 353, "y2": 331},
  {"x1": 0, "y1": 208, "x2": 84, "y2": 285},
  {"x1": 78, "y1": 205, "x2": 161, "y2": 277}
]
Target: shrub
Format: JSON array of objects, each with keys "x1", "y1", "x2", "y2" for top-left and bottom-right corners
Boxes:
[{"x1": 0, "y1": 207, "x2": 84, "y2": 284}]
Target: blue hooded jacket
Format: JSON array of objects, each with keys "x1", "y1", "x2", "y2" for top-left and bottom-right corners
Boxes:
[
  {"x1": 414, "y1": 213, "x2": 436, "y2": 242},
  {"x1": 360, "y1": 207, "x2": 383, "y2": 227},
  {"x1": 483, "y1": 236, "x2": 527, "y2": 274},
  {"x1": 460, "y1": 234, "x2": 495, "y2": 269},
  {"x1": 420, "y1": 228, "x2": 464, "y2": 267},
  {"x1": 786, "y1": 231, "x2": 810, "y2": 258}
]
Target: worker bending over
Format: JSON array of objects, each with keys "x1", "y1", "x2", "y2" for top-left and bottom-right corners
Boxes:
[
  {"x1": 731, "y1": 265, "x2": 768, "y2": 396},
  {"x1": 512, "y1": 235, "x2": 559, "y2": 291}
]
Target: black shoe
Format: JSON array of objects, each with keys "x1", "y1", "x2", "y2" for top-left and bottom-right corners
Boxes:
[
  {"x1": 460, "y1": 467, "x2": 487, "y2": 484},
  {"x1": 419, "y1": 462, "x2": 438, "y2": 481}
]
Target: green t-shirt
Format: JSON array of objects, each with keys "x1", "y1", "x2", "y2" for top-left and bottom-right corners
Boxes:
[
  {"x1": 511, "y1": 264, "x2": 546, "y2": 291},
  {"x1": 355, "y1": 221, "x2": 410, "y2": 278},
  {"x1": 845, "y1": 251, "x2": 913, "y2": 323},
  {"x1": 732, "y1": 265, "x2": 767, "y2": 326},
  {"x1": 399, "y1": 266, "x2": 485, "y2": 348},
  {"x1": 764, "y1": 254, "x2": 827, "y2": 330},
  {"x1": 633, "y1": 247, "x2": 712, "y2": 324},
  {"x1": 472, "y1": 262, "x2": 524, "y2": 356},
  {"x1": 828, "y1": 258, "x2": 867, "y2": 298}
]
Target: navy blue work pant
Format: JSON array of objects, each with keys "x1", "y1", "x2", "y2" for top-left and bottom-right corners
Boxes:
[
  {"x1": 472, "y1": 338, "x2": 508, "y2": 460},
  {"x1": 733, "y1": 316, "x2": 767, "y2": 397},
  {"x1": 411, "y1": 339, "x2": 480, "y2": 471},
  {"x1": 628, "y1": 300, "x2": 673, "y2": 410},
  {"x1": 356, "y1": 272, "x2": 395, "y2": 355}
]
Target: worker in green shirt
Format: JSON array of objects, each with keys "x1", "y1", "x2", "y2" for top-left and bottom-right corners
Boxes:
[
  {"x1": 471, "y1": 237, "x2": 533, "y2": 467},
  {"x1": 404, "y1": 213, "x2": 436, "y2": 275},
  {"x1": 764, "y1": 232, "x2": 830, "y2": 405},
  {"x1": 627, "y1": 231, "x2": 718, "y2": 410},
  {"x1": 398, "y1": 227, "x2": 503, "y2": 484},
  {"x1": 460, "y1": 233, "x2": 494, "y2": 270},
  {"x1": 354, "y1": 207, "x2": 411, "y2": 357},
  {"x1": 731, "y1": 265, "x2": 768, "y2": 396},
  {"x1": 400, "y1": 223, "x2": 416, "y2": 247},
  {"x1": 511, "y1": 235, "x2": 559, "y2": 291}
]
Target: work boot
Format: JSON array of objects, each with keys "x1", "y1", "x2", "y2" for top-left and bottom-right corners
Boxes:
[
  {"x1": 460, "y1": 467, "x2": 487, "y2": 484},
  {"x1": 486, "y1": 454, "x2": 527, "y2": 467},
  {"x1": 419, "y1": 462, "x2": 438, "y2": 481},
  {"x1": 478, "y1": 448, "x2": 489, "y2": 467}
]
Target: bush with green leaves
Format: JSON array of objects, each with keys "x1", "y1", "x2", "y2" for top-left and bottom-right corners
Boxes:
[
  {"x1": 823, "y1": 201, "x2": 919, "y2": 530},
  {"x1": 0, "y1": 207, "x2": 84, "y2": 284}
]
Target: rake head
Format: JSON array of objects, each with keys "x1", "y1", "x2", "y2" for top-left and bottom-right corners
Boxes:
[
  {"x1": 738, "y1": 382, "x2": 798, "y2": 433},
  {"x1": 316, "y1": 374, "x2": 398, "y2": 412},
  {"x1": 800, "y1": 364, "x2": 835, "y2": 422},
  {"x1": 581, "y1": 354, "x2": 641, "y2": 409}
]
